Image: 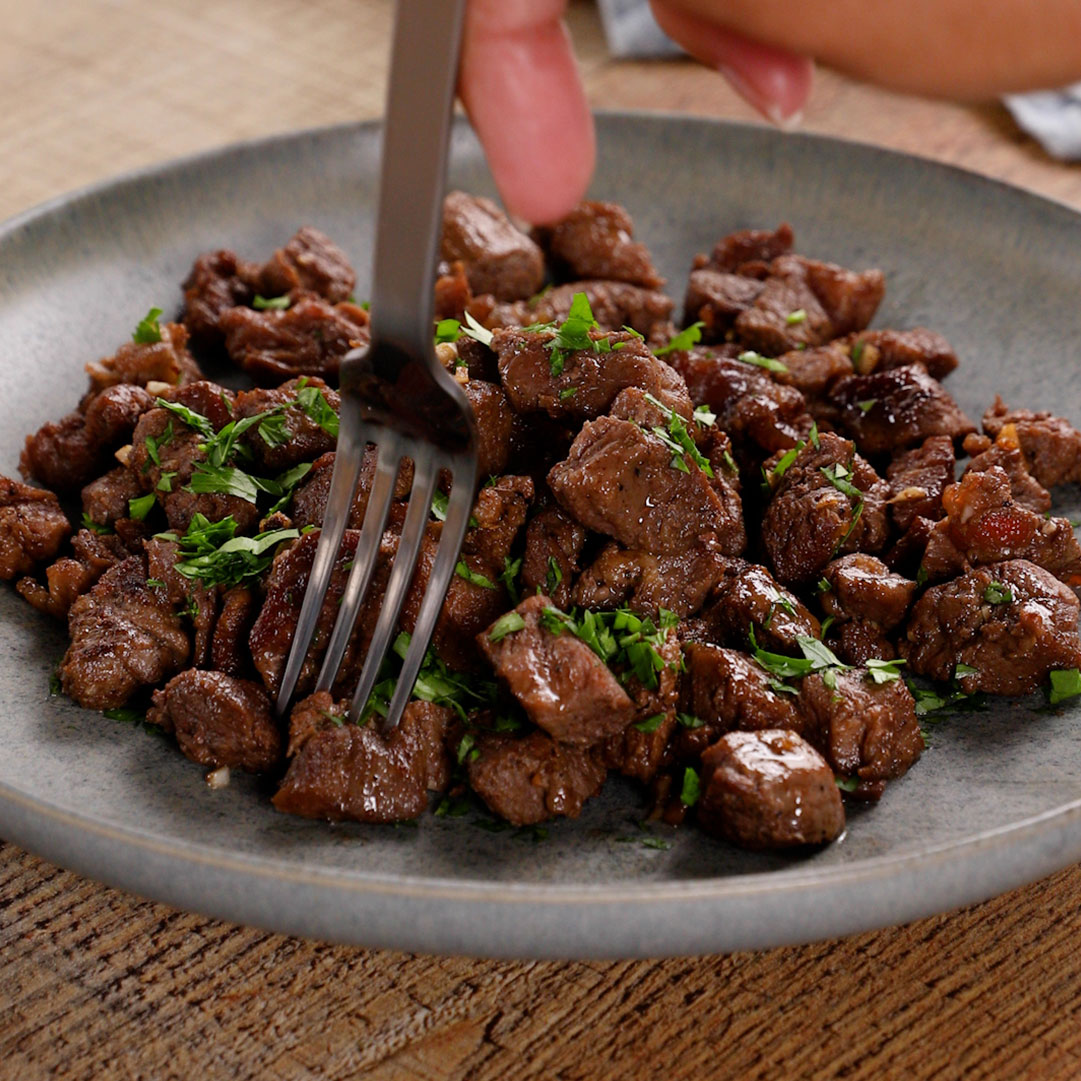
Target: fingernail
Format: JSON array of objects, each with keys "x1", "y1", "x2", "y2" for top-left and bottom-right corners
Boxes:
[{"x1": 718, "y1": 60, "x2": 809, "y2": 128}]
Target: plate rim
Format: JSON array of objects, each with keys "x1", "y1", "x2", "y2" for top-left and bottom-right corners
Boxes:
[{"x1": 4, "y1": 110, "x2": 1081, "y2": 957}]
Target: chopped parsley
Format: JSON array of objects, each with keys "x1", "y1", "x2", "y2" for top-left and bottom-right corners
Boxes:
[
  {"x1": 127, "y1": 493, "x2": 157, "y2": 521},
  {"x1": 653, "y1": 322, "x2": 704, "y2": 357},
  {"x1": 866, "y1": 658, "x2": 907, "y2": 684},
  {"x1": 528, "y1": 292, "x2": 610, "y2": 376},
  {"x1": 955, "y1": 663, "x2": 980, "y2": 679},
  {"x1": 155, "y1": 514, "x2": 298, "y2": 588},
  {"x1": 857, "y1": 399, "x2": 878, "y2": 414},
  {"x1": 499, "y1": 556, "x2": 522, "y2": 605},
  {"x1": 558, "y1": 387, "x2": 578, "y2": 400},
  {"x1": 1049, "y1": 668, "x2": 1081, "y2": 706},
  {"x1": 679, "y1": 767, "x2": 701, "y2": 807},
  {"x1": 144, "y1": 420, "x2": 174, "y2": 467},
  {"x1": 737, "y1": 350, "x2": 788, "y2": 375},
  {"x1": 455, "y1": 561, "x2": 497, "y2": 589},
  {"x1": 693, "y1": 403, "x2": 717, "y2": 427},
  {"x1": 543, "y1": 556, "x2": 563, "y2": 596},
  {"x1": 817, "y1": 577, "x2": 832, "y2": 593},
  {"x1": 676, "y1": 713, "x2": 704, "y2": 729},
  {"x1": 984, "y1": 581, "x2": 1013, "y2": 605},
  {"x1": 785, "y1": 308, "x2": 807, "y2": 326},
  {"x1": 640, "y1": 836, "x2": 671, "y2": 851},
  {"x1": 633, "y1": 712, "x2": 666, "y2": 733},
  {"x1": 488, "y1": 611, "x2": 526, "y2": 642},
  {"x1": 434, "y1": 318, "x2": 462, "y2": 345},
  {"x1": 132, "y1": 307, "x2": 164, "y2": 344},
  {"x1": 642, "y1": 392, "x2": 713, "y2": 478},
  {"x1": 769, "y1": 442, "x2": 804, "y2": 483},
  {"x1": 252, "y1": 294, "x2": 291, "y2": 311},
  {"x1": 835, "y1": 776, "x2": 860, "y2": 793},
  {"x1": 462, "y1": 311, "x2": 494, "y2": 348},
  {"x1": 80, "y1": 513, "x2": 112, "y2": 536}
]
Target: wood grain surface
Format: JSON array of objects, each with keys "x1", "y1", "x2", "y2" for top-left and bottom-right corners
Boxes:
[{"x1": 3, "y1": 3, "x2": 1081, "y2": 1079}]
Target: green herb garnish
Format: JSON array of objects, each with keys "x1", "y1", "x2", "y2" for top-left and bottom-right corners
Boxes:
[
  {"x1": 1049, "y1": 668, "x2": 1081, "y2": 706},
  {"x1": 737, "y1": 350, "x2": 788, "y2": 374},
  {"x1": 132, "y1": 307, "x2": 164, "y2": 344},
  {"x1": 252, "y1": 294, "x2": 291, "y2": 311},
  {"x1": 489, "y1": 611, "x2": 526, "y2": 643},
  {"x1": 128, "y1": 493, "x2": 157, "y2": 521},
  {"x1": 984, "y1": 581, "x2": 1013, "y2": 605},
  {"x1": 654, "y1": 322, "x2": 704, "y2": 357},
  {"x1": 679, "y1": 767, "x2": 701, "y2": 807}
]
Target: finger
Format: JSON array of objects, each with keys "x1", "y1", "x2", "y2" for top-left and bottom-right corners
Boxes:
[
  {"x1": 459, "y1": 0, "x2": 595, "y2": 224},
  {"x1": 651, "y1": 0, "x2": 813, "y2": 125},
  {"x1": 651, "y1": 0, "x2": 1081, "y2": 99}
]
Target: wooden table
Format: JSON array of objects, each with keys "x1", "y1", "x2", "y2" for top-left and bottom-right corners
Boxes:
[{"x1": 4, "y1": 3, "x2": 1081, "y2": 1078}]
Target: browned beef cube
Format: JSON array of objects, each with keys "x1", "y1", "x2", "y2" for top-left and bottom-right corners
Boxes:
[
  {"x1": 440, "y1": 192, "x2": 545, "y2": 301},
  {"x1": 697, "y1": 730, "x2": 845, "y2": 848},
  {"x1": 290, "y1": 449, "x2": 412, "y2": 532},
  {"x1": 821, "y1": 554, "x2": 917, "y2": 631},
  {"x1": 494, "y1": 327, "x2": 691, "y2": 422},
  {"x1": 831, "y1": 365, "x2": 975, "y2": 455},
  {"x1": 519, "y1": 505, "x2": 588, "y2": 609},
  {"x1": 707, "y1": 223, "x2": 794, "y2": 274},
  {"x1": 886, "y1": 435, "x2": 956, "y2": 532},
  {"x1": 799, "y1": 669, "x2": 923, "y2": 785},
  {"x1": 145, "y1": 536, "x2": 218, "y2": 667},
  {"x1": 0, "y1": 476, "x2": 72, "y2": 580},
  {"x1": 573, "y1": 535, "x2": 728, "y2": 619},
  {"x1": 434, "y1": 259, "x2": 473, "y2": 322},
  {"x1": 60, "y1": 556, "x2": 190, "y2": 709},
  {"x1": 81, "y1": 467, "x2": 142, "y2": 530},
  {"x1": 16, "y1": 528, "x2": 128, "y2": 619},
  {"x1": 845, "y1": 328, "x2": 959, "y2": 381},
  {"x1": 211, "y1": 585, "x2": 257, "y2": 679},
  {"x1": 927, "y1": 466, "x2": 1081, "y2": 589},
  {"x1": 668, "y1": 348, "x2": 809, "y2": 454},
  {"x1": 219, "y1": 296, "x2": 370, "y2": 383},
  {"x1": 477, "y1": 594, "x2": 635, "y2": 746},
  {"x1": 762, "y1": 432, "x2": 889, "y2": 585},
  {"x1": 983, "y1": 396, "x2": 1081, "y2": 489},
  {"x1": 147, "y1": 671, "x2": 282, "y2": 773},
  {"x1": 548, "y1": 416, "x2": 744, "y2": 556},
  {"x1": 734, "y1": 255, "x2": 884, "y2": 355},
  {"x1": 85, "y1": 322, "x2": 203, "y2": 393},
  {"x1": 250, "y1": 529, "x2": 389, "y2": 699},
  {"x1": 962, "y1": 431, "x2": 1051, "y2": 514},
  {"x1": 699, "y1": 561, "x2": 821, "y2": 654},
  {"x1": 774, "y1": 341, "x2": 853, "y2": 400},
  {"x1": 274, "y1": 694, "x2": 454, "y2": 823},
  {"x1": 675, "y1": 645, "x2": 804, "y2": 765},
  {"x1": 902, "y1": 559, "x2": 1081, "y2": 696},
  {"x1": 683, "y1": 269, "x2": 764, "y2": 341},
  {"x1": 478, "y1": 280, "x2": 675, "y2": 340},
  {"x1": 257, "y1": 226, "x2": 356, "y2": 303},
  {"x1": 182, "y1": 249, "x2": 259, "y2": 345},
  {"x1": 234, "y1": 377, "x2": 340, "y2": 473},
  {"x1": 463, "y1": 379, "x2": 515, "y2": 478},
  {"x1": 468, "y1": 730, "x2": 607, "y2": 825},
  {"x1": 461, "y1": 475, "x2": 534, "y2": 571},
  {"x1": 21, "y1": 384, "x2": 155, "y2": 493},
  {"x1": 540, "y1": 201, "x2": 663, "y2": 289},
  {"x1": 601, "y1": 628, "x2": 681, "y2": 783},
  {"x1": 830, "y1": 620, "x2": 898, "y2": 666}
]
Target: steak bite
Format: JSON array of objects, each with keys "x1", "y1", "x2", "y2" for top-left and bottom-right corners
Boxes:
[
  {"x1": 0, "y1": 476, "x2": 72, "y2": 580},
  {"x1": 885, "y1": 435, "x2": 956, "y2": 532},
  {"x1": 16, "y1": 528, "x2": 128, "y2": 619},
  {"x1": 572, "y1": 535, "x2": 728, "y2": 619},
  {"x1": 21, "y1": 383, "x2": 155, "y2": 493},
  {"x1": 699, "y1": 561, "x2": 821, "y2": 654},
  {"x1": 519, "y1": 504, "x2": 587, "y2": 610},
  {"x1": 256, "y1": 225, "x2": 356, "y2": 303},
  {"x1": 707, "y1": 223, "x2": 795, "y2": 275},
  {"x1": 463, "y1": 379, "x2": 515, "y2": 478},
  {"x1": 820, "y1": 554, "x2": 917, "y2": 631},
  {"x1": 548, "y1": 416, "x2": 744, "y2": 556},
  {"x1": 233, "y1": 377, "x2": 340, "y2": 473},
  {"x1": 900, "y1": 559, "x2": 1081, "y2": 696},
  {"x1": 774, "y1": 341, "x2": 854, "y2": 400},
  {"x1": 683, "y1": 269, "x2": 765, "y2": 341},
  {"x1": 477, "y1": 594, "x2": 635, "y2": 746},
  {"x1": 925, "y1": 466, "x2": 1081, "y2": 589},
  {"x1": 982, "y1": 396, "x2": 1081, "y2": 489},
  {"x1": 830, "y1": 365, "x2": 976, "y2": 455},
  {"x1": 181, "y1": 249, "x2": 259, "y2": 345},
  {"x1": 274, "y1": 694, "x2": 454, "y2": 823},
  {"x1": 478, "y1": 280, "x2": 674, "y2": 340},
  {"x1": 85, "y1": 321, "x2": 202, "y2": 393},
  {"x1": 467, "y1": 730, "x2": 607, "y2": 826},
  {"x1": 675, "y1": 644, "x2": 804, "y2": 764},
  {"x1": 81, "y1": 466, "x2": 143, "y2": 531},
  {"x1": 219, "y1": 295, "x2": 370, "y2": 383},
  {"x1": 147, "y1": 671, "x2": 282, "y2": 773},
  {"x1": 734, "y1": 255, "x2": 885, "y2": 355},
  {"x1": 493, "y1": 326, "x2": 691, "y2": 422},
  {"x1": 290, "y1": 448, "x2": 413, "y2": 532},
  {"x1": 60, "y1": 556, "x2": 190, "y2": 709},
  {"x1": 845, "y1": 328, "x2": 959, "y2": 381},
  {"x1": 962, "y1": 430, "x2": 1051, "y2": 515},
  {"x1": 145, "y1": 536, "x2": 218, "y2": 668},
  {"x1": 799, "y1": 669, "x2": 923, "y2": 786},
  {"x1": 696, "y1": 730, "x2": 845, "y2": 849},
  {"x1": 440, "y1": 191, "x2": 545, "y2": 301},
  {"x1": 761, "y1": 431, "x2": 889, "y2": 586},
  {"x1": 539, "y1": 200, "x2": 664, "y2": 289},
  {"x1": 211, "y1": 586, "x2": 257, "y2": 679}
]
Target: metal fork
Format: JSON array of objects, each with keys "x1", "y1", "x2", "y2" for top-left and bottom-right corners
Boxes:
[{"x1": 274, "y1": 0, "x2": 476, "y2": 730}]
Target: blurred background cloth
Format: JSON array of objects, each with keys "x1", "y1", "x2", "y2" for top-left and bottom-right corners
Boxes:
[{"x1": 596, "y1": 0, "x2": 1081, "y2": 161}]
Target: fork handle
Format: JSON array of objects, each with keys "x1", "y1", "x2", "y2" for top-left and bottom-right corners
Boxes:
[{"x1": 368, "y1": 0, "x2": 466, "y2": 355}]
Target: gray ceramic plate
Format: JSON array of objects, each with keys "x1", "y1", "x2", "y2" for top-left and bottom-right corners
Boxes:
[{"x1": 2, "y1": 113, "x2": 1081, "y2": 960}]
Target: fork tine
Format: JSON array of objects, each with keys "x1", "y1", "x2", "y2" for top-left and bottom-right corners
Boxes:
[
  {"x1": 346, "y1": 452, "x2": 439, "y2": 725},
  {"x1": 274, "y1": 408, "x2": 370, "y2": 719},
  {"x1": 313, "y1": 431, "x2": 406, "y2": 695},
  {"x1": 380, "y1": 462, "x2": 474, "y2": 733}
]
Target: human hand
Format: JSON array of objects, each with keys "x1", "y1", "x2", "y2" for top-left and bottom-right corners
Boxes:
[{"x1": 459, "y1": 0, "x2": 1081, "y2": 224}]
